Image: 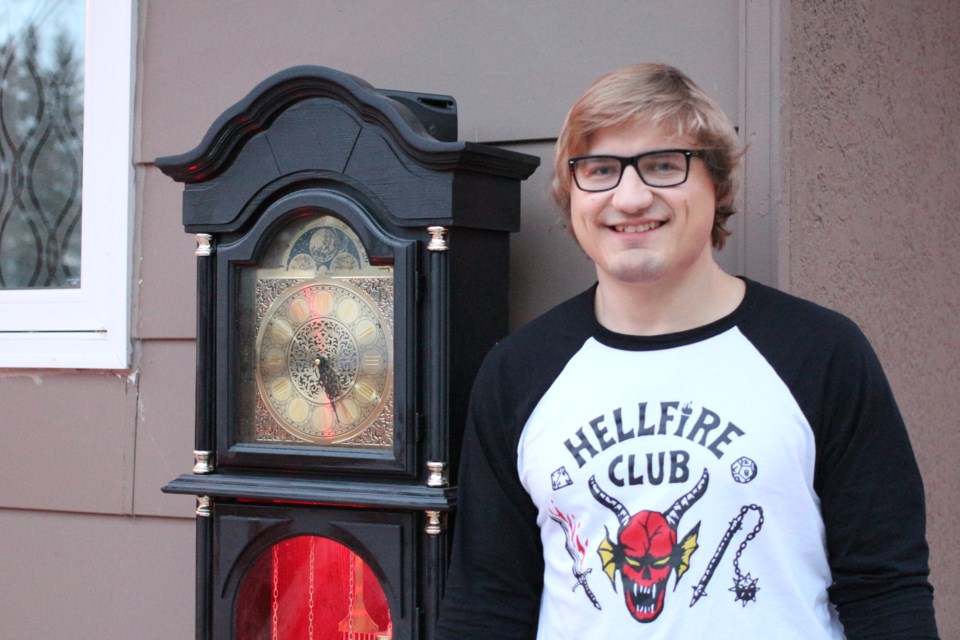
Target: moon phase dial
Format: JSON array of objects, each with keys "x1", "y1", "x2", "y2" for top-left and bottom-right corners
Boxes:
[{"x1": 255, "y1": 280, "x2": 393, "y2": 445}]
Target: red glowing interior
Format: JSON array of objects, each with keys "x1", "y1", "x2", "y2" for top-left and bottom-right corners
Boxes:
[{"x1": 235, "y1": 535, "x2": 392, "y2": 639}]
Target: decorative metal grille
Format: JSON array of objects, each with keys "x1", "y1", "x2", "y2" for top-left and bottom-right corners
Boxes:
[{"x1": 0, "y1": 3, "x2": 84, "y2": 289}]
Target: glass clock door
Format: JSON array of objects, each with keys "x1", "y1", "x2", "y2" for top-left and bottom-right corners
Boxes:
[
  {"x1": 236, "y1": 536, "x2": 393, "y2": 640},
  {"x1": 236, "y1": 213, "x2": 395, "y2": 452}
]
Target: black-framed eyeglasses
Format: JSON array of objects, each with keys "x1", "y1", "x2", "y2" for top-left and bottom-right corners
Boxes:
[{"x1": 568, "y1": 149, "x2": 704, "y2": 192}]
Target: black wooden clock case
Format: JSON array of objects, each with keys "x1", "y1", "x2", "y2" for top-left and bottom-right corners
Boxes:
[{"x1": 158, "y1": 66, "x2": 538, "y2": 639}]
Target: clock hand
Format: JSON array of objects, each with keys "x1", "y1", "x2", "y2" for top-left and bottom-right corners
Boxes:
[{"x1": 314, "y1": 356, "x2": 342, "y2": 422}]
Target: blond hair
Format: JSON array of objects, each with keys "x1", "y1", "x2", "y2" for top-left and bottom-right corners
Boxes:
[{"x1": 551, "y1": 63, "x2": 744, "y2": 249}]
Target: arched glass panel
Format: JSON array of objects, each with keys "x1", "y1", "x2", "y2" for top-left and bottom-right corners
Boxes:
[{"x1": 236, "y1": 535, "x2": 393, "y2": 640}]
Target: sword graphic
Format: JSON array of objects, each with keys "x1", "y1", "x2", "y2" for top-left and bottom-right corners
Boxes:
[{"x1": 549, "y1": 505, "x2": 602, "y2": 610}]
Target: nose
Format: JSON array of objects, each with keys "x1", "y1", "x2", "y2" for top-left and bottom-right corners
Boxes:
[{"x1": 611, "y1": 165, "x2": 655, "y2": 213}]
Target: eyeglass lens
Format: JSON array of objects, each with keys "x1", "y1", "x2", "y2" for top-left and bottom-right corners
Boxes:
[{"x1": 572, "y1": 151, "x2": 692, "y2": 191}]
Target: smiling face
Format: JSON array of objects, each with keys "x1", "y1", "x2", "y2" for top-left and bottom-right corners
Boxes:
[{"x1": 568, "y1": 121, "x2": 719, "y2": 291}]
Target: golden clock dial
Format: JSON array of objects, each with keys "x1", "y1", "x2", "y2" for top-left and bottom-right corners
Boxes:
[{"x1": 255, "y1": 280, "x2": 393, "y2": 444}]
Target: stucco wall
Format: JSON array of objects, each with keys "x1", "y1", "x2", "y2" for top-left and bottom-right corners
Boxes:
[{"x1": 787, "y1": 1, "x2": 959, "y2": 635}]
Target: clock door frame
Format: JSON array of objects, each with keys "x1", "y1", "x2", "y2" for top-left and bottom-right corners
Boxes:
[
  {"x1": 212, "y1": 503, "x2": 418, "y2": 640},
  {"x1": 215, "y1": 181, "x2": 419, "y2": 477}
]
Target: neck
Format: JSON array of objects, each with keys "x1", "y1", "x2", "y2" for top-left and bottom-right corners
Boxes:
[{"x1": 594, "y1": 265, "x2": 745, "y2": 336}]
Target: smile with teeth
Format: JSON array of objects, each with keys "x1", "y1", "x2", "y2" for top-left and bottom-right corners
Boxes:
[{"x1": 613, "y1": 221, "x2": 664, "y2": 233}]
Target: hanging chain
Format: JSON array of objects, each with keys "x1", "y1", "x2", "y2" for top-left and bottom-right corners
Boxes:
[
  {"x1": 725, "y1": 503, "x2": 765, "y2": 606},
  {"x1": 731, "y1": 504, "x2": 764, "y2": 580},
  {"x1": 308, "y1": 538, "x2": 316, "y2": 640},
  {"x1": 271, "y1": 545, "x2": 280, "y2": 640},
  {"x1": 347, "y1": 551, "x2": 357, "y2": 640}
]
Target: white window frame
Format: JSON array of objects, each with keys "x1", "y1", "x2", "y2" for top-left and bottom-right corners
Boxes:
[{"x1": 0, "y1": 0, "x2": 135, "y2": 369}]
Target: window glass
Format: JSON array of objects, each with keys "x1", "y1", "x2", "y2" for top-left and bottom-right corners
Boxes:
[
  {"x1": 0, "y1": 0, "x2": 85, "y2": 289},
  {"x1": 0, "y1": 0, "x2": 132, "y2": 369}
]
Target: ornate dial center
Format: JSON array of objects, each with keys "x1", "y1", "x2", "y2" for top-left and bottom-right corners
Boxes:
[{"x1": 289, "y1": 317, "x2": 358, "y2": 404}]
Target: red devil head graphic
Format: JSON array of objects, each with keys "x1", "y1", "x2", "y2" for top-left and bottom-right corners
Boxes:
[{"x1": 589, "y1": 469, "x2": 708, "y2": 623}]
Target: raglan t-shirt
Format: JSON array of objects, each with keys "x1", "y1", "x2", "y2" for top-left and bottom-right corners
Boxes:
[{"x1": 437, "y1": 279, "x2": 937, "y2": 639}]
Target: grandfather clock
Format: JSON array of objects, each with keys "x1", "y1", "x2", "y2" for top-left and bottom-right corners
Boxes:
[{"x1": 158, "y1": 66, "x2": 538, "y2": 639}]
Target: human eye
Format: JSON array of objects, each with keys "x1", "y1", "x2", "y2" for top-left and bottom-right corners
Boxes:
[
  {"x1": 639, "y1": 152, "x2": 686, "y2": 176},
  {"x1": 579, "y1": 157, "x2": 620, "y2": 178}
]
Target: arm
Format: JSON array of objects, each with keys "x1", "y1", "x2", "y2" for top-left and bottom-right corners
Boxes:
[
  {"x1": 436, "y1": 348, "x2": 544, "y2": 639},
  {"x1": 814, "y1": 323, "x2": 938, "y2": 639}
]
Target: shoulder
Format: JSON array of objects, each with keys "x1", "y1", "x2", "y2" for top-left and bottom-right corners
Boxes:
[
  {"x1": 468, "y1": 286, "x2": 598, "y2": 431},
  {"x1": 742, "y1": 279, "x2": 857, "y2": 329},
  {"x1": 735, "y1": 279, "x2": 894, "y2": 441},
  {"x1": 735, "y1": 279, "x2": 887, "y2": 414},
  {"x1": 481, "y1": 285, "x2": 597, "y2": 374},
  {"x1": 737, "y1": 279, "x2": 873, "y2": 358}
]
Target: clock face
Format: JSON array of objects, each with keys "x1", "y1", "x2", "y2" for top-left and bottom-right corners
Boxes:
[
  {"x1": 256, "y1": 280, "x2": 393, "y2": 443},
  {"x1": 236, "y1": 214, "x2": 395, "y2": 449}
]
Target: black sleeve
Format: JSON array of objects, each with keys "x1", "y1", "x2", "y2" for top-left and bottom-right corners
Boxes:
[
  {"x1": 437, "y1": 288, "x2": 596, "y2": 639},
  {"x1": 435, "y1": 343, "x2": 544, "y2": 639},
  {"x1": 741, "y1": 283, "x2": 938, "y2": 638},
  {"x1": 813, "y1": 323, "x2": 938, "y2": 639}
]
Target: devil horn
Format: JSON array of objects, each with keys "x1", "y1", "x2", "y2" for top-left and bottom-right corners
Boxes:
[
  {"x1": 588, "y1": 475, "x2": 631, "y2": 527},
  {"x1": 663, "y1": 469, "x2": 709, "y2": 529}
]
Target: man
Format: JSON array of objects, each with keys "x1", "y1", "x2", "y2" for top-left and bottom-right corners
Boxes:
[{"x1": 436, "y1": 64, "x2": 938, "y2": 638}]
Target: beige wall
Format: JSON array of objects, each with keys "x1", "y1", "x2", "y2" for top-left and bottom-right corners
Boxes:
[
  {"x1": 786, "y1": 2, "x2": 959, "y2": 634},
  {"x1": 0, "y1": 1, "x2": 955, "y2": 637}
]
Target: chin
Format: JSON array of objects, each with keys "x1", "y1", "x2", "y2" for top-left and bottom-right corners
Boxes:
[{"x1": 604, "y1": 261, "x2": 672, "y2": 285}]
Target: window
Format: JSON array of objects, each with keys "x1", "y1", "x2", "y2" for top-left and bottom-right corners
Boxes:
[{"x1": 0, "y1": 0, "x2": 134, "y2": 368}]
